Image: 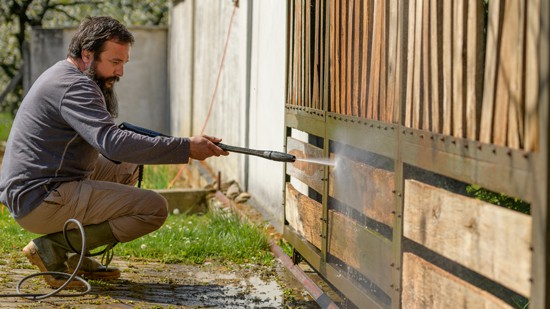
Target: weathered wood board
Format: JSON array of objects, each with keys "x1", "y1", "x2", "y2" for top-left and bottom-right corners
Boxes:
[
  {"x1": 404, "y1": 179, "x2": 532, "y2": 297},
  {"x1": 328, "y1": 155, "x2": 395, "y2": 227},
  {"x1": 328, "y1": 209, "x2": 393, "y2": 294},
  {"x1": 285, "y1": 182, "x2": 323, "y2": 250},
  {"x1": 286, "y1": 137, "x2": 325, "y2": 193},
  {"x1": 402, "y1": 253, "x2": 513, "y2": 309}
]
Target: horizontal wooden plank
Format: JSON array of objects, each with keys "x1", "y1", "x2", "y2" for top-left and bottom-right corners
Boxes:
[
  {"x1": 286, "y1": 137, "x2": 325, "y2": 193},
  {"x1": 327, "y1": 115, "x2": 397, "y2": 159},
  {"x1": 404, "y1": 180, "x2": 532, "y2": 297},
  {"x1": 328, "y1": 210, "x2": 394, "y2": 295},
  {"x1": 283, "y1": 226, "x2": 387, "y2": 309},
  {"x1": 402, "y1": 253, "x2": 513, "y2": 308},
  {"x1": 328, "y1": 155, "x2": 395, "y2": 227},
  {"x1": 400, "y1": 130, "x2": 533, "y2": 203},
  {"x1": 285, "y1": 106, "x2": 326, "y2": 137},
  {"x1": 285, "y1": 182, "x2": 323, "y2": 250}
]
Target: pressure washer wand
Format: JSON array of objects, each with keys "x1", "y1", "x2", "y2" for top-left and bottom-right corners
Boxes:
[
  {"x1": 216, "y1": 143, "x2": 296, "y2": 163},
  {"x1": 118, "y1": 122, "x2": 296, "y2": 163}
]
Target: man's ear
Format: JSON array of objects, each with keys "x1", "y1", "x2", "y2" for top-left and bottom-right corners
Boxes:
[{"x1": 82, "y1": 50, "x2": 94, "y2": 66}]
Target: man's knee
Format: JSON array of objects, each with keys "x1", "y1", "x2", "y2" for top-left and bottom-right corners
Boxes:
[{"x1": 145, "y1": 191, "x2": 169, "y2": 228}]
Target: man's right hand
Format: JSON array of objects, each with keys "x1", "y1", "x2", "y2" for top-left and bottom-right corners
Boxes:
[{"x1": 189, "y1": 135, "x2": 229, "y2": 160}]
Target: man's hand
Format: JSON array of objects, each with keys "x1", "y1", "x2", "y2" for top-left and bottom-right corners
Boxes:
[{"x1": 189, "y1": 135, "x2": 229, "y2": 160}]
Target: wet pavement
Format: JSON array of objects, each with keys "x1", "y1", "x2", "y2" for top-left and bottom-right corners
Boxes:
[{"x1": 0, "y1": 255, "x2": 320, "y2": 308}]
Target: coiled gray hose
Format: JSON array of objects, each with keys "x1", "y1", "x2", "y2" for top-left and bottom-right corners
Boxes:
[{"x1": 0, "y1": 218, "x2": 92, "y2": 299}]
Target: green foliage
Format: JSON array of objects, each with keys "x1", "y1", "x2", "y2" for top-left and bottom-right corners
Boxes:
[
  {"x1": 466, "y1": 184, "x2": 530, "y2": 215},
  {"x1": 0, "y1": 113, "x2": 13, "y2": 141},
  {"x1": 141, "y1": 164, "x2": 183, "y2": 190}
]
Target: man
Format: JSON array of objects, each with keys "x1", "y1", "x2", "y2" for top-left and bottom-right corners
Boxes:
[{"x1": 0, "y1": 16, "x2": 228, "y2": 288}]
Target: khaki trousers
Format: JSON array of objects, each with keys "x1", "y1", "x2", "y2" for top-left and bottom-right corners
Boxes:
[{"x1": 16, "y1": 156, "x2": 168, "y2": 243}]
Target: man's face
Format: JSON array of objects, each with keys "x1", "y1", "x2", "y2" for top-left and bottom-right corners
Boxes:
[{"x1": 84, "y1": 41, "x2": 130, "y2": 117}]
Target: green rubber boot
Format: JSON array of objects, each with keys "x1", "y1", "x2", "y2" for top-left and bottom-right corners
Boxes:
[{"x1": 22, "y1": 221, "x2": 120, "y2": 288}]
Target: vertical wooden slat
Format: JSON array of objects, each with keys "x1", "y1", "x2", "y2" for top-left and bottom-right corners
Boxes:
[
  {"x1": 292, "y1": 1, "x2": 297, "y2": 105},
  {"x1": 392, "y1": 0, "x2": 402, "y2": 124},
  {"x1": 386, "y1": 0, "x2": 399, "y2": 123},
  {"x1": 330, "y1": 0, "x2": 336, "y2": 112},
  {"x1": 421, "y1": 0, "x2": 430, "y2": 130},
  {"x1": 379, "y1": 1, "x2": 388, "y2": 122},
  {"x1": 452, "y1": 0, "x2": 465, "y2": 138},
  {"x1": 352, "y1": 0, "x2": 361, "y2": 117},
  {"x1": 292, "y1": 3, "x2": 296, "y2": 104},
  {"x1": 298, "y1": 1, "x2": 303, "y2": 106},
  {"x1": 494, "y1": 0, "x2": 518, "y2": 146},
  {"x1": 305, "y1": 0, "x2": 311, "y2": 108},
  {"x1": 335, "y1": 0, "x2": 341, "y2": 113},
  {"x1": 429, "y1": 0, "x2": 440, "y2": 133},
  {"x1": 412, "y1": 0, "x2": 423, "y2": 129},
  {"x1": 340, "y1": 0, "x2": 347, "y2": 114},
  {"x1": 346, "y1": 0, "x2": 354, "y2": 115},
  {"x1": 360, "y1": 0, "x2": 372, "y2": 118},
  {"x1": 507, "y1": 0, "x2": 525, "y2": 149},
  {"x1": 322, "y1": 0, "x2": 330, "y2": 112},
  {"x1": 405, "y1": 0, "x2": 417, "y2": 127},
  {"x1": 524, "y1": 0, "x2": 541, "y2": 151},
  {"x1": 465, "y1": 0, "x2": 484, "y2": 141},
  {"x1": 368, "y1": 0, "x2": 383, "y2": 120},
  {"x1": 442, "y1": 0, "x2": 453, "y2": 135},
  {"x1": 480, "y1": 0, "x2": 500, "y2": 144},
  {"x1": 312, "y1": 0, "x2": 320, "y2": 110}
]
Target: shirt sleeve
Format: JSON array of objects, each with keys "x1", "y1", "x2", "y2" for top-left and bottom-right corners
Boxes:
[{"x1": 60, "y1": 78, "x2": 190, "y2": 164}]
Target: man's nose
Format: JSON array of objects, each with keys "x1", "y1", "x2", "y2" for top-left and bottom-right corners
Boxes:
[{"x1": 115, "y1": 65, "x2": 124, "y2": 77}]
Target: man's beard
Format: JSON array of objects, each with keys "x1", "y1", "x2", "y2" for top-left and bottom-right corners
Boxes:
[{"x1": 85, "y1": 63, "x2": 120, "y2": 118}]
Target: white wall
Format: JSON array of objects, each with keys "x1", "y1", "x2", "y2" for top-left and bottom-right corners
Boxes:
[{"x1": 170, "y1": 0, "x2": 287, "y2": 230}]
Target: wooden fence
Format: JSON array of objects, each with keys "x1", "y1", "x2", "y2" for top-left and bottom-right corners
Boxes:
[{"x1": 284, "y1": 0, "x2": 549, "y2": 308}]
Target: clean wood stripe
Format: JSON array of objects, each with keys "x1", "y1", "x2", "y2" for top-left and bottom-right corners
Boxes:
[
  {"x1": 286, "y1": 137, "x2": 325, "y2": 193},
  {"x1": 328, "y1": 209, "x2": 393, "y2": 295},
  {"x1": 328, "y1": 154, "x2": 395, "y2": 227}
]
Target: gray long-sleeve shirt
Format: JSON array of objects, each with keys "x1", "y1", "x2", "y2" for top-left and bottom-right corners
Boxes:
[{"x1": 0, "y1": 60, "x2": 190, "y2": 218}]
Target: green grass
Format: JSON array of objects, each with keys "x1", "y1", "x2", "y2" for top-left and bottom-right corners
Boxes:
[
  {"x1": 0, "y1": 208, "x2": 37, "y2": 253},
  {"x1": 116, "y1": 210, "x2": 274, "y2": 265},
  {"x1": 0, "y1": 206, "x2": 273, "y2": 265},
  {"x1": 140, "y1": 164, "x2": 190, "y2": 189}
]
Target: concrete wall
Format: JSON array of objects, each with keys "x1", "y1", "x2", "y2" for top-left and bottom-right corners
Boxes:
[
  {"x1": 169, "y1": 1, "x2": 287, "y2": 230},
  {"x1": 30, "y1": 27, "x2": 169, "y2": 133}
]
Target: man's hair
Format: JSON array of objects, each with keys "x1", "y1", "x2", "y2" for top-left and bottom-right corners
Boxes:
[{"x1": 67, "y1": 16, "x2": 135, "y2": 60}]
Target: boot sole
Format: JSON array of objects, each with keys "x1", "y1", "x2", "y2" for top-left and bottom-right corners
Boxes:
[{"x1": 22, "y1": 241, "x2": 86, "y2": 289}]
